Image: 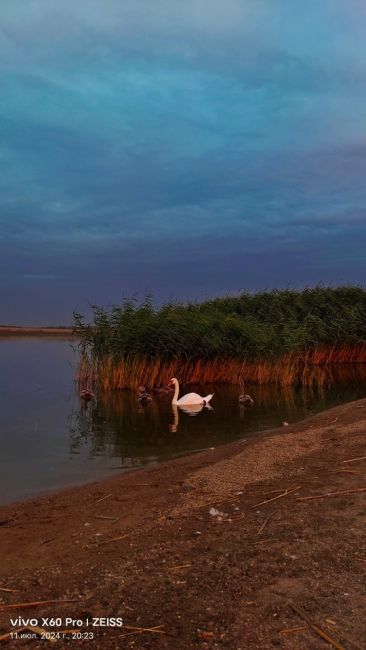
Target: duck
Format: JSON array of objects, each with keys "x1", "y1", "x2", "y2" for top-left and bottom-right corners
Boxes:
[
  {"x1": 238, "y1": 380, "x2": 254, "y2": 406},
  {"x1": 239, "y1": 393, "x2": 254, "y2": 406},
  {"x1": 80, "y1": 388, "x2": 95, "y2": 402},
  {"x1": 136, "y1": 386, "x2": 153, "y2": 404},
  {"x1": 152, "y1": 385, "x2": 174, "y2": 395},
  {"x1": 169, "y1": 378, "x2": 214, "y2": 406}
]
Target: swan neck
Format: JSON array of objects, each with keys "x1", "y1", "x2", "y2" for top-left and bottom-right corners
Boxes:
[
  {"x1": 172, "y1": 381, "x2": 179, "y2": 404},
  {"x1": 172, "y1": 403, "x2": 179, "y2": 431}
]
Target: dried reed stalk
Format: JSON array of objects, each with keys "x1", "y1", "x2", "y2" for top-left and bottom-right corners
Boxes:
[
  {"x1": 77, "y1": 343, "x2": 366, "y2": 391},
  {"x1": 298, "y1": 487, "x2": 366, "y2": 502},
  {"x1": 288, "y1": 602, "x2": 345, "y2": 650},
  {"x1": 0, "y1": 599, "x2": 78, "y2": 611},
  {"x1": 251, "y1": 486, "x2": 301, "y2": 508}
]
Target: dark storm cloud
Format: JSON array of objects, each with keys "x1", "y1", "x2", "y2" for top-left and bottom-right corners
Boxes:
[{"x1": 1, "y1": 1, "x2": 366, "y2": 323}]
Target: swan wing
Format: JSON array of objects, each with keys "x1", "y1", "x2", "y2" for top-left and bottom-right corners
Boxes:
[
  {"x1": 176, "y1": 392, "x2": 204, "y2": 405},
  {"x1": 178, "y1": 403, "x2": 204, "y2": 415}
]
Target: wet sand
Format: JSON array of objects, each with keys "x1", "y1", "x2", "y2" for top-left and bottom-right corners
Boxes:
[{"x1": 0, "y1": 398, "x2": 365, "y2": 648}]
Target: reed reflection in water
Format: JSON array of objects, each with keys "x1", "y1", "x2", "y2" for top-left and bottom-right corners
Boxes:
[
  {"x1": 69, "y1": 363, "x2": 366, "y2": 468},
  {"x1": 1, "y1": 334, "x2": 366, "y2": 504}
]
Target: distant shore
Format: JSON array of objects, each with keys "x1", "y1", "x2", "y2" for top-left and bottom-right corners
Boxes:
[{"x1": 0, "y1": 326, "x2": 75, "y2": 337}]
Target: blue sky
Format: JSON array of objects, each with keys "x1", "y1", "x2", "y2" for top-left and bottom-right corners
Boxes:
[{"x1": 1, "y1": 0, "x2": 366, "y2": 324}]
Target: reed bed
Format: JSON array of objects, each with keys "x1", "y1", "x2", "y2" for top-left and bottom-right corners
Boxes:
[{"x1": 74, "y1": 287, "x2": 366, "y2": 390}]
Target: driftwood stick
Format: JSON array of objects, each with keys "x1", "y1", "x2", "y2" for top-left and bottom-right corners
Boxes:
[
  {"x1": 121, "y1": 624, "x2": 165, "y2": 634},
  {"x1": 0, "y1": 587, "x2": 18, "y2": 593},
  {"x1": 323, "y1": 624, "x2": 365, "y2": 650},
  {"x1": 257, "y1": 510, "x2": 277, "y2": 534},
  {"x1": 123, "y1": 624, "x2": 165, "y2": 631},
  {"x1": 252, "y1": 486, "x2": 301, "y2": 508},
  {"x1": 94, "y1": 493, "x2": 112, "y2": 504},
  {"x1": 170, "y1": 564, "x2": 191, "y2": 570},
  {"x1": 94, "y1": 516, "x2": 119, "y2": 520},
  {"x1": 227, "y1": 513, "x2": 245, "y2": 523},
  {"x1": 333, "y1": 469, "x2": 359, "y2": 475},
  {"x1": 298, "y1": 487, "x2": 366, "y2": 502},
  {"x1": 200, "y1": 496, "x2": 238, "y2": 508},
  {"x1": 262, "y1": 485, "x2": 297, "y2": 495},
  {"x1": 0, "y1": 627, "x2": 26, "y2": 641},
  {"x1": 94, "y1": 534, "x2": 129, "y2": 546},
  {"x1": 288, "y1": 602, "x2": 345, "y2": 650},
  {"x1": 342, "y1": 456, "x2": 366, "y2": 464},
  {"x1": 27, "y1": 625, "x2": 57, "y2": 643},
  {"x1": 279, "y1": 625, "x2": 308, "y2": 635},
  {"x1": 0, "y1": 599, "x2": 78, "y2": 612}
]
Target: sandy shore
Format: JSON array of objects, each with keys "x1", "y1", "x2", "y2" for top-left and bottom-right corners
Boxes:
[{"x1": 0, "y1": 399, "x2": 365, "y2": 648}]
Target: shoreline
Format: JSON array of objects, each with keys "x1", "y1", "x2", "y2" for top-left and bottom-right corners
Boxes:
[
  {"x1": 0, "y1": 393, "x2": 363, "y2": 509},
  {"x1": 0, "y1": 326, "x2": 75, "y2": 337},
  {"x1": 1, "y1": 399, "x2": 365, "y2": 647},
  {"x1": 0, "y1": 397, "x2": 352, "y2": 510}
]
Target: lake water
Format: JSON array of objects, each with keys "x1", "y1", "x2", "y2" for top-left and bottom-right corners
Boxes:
[{"x1": 1, "y1": 338, "x2": 366, "y2": 505}]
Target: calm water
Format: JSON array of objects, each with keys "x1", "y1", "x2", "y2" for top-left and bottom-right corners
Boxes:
[{"x1": 1, "y1": 338, "x2": 366, "y2": 505}]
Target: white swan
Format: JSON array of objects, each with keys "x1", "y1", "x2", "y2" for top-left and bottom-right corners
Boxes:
[{"x1": 169, "y1": 378, "x2": 214, "y2": 406}]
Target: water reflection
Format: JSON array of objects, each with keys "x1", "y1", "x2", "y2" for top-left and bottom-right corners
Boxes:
[
  {"x1": 169, "y1": 402, "x2": 213, "y2": 432},
  {"x1": 1, "y1": 336, "x2": 366, "y2": 504},
  {"x1": 70, "y1": 369, "x2": 366, "y2": 469}
]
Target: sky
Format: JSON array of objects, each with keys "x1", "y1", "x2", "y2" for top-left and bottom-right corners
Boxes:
[{"x1": 1, "y1": 0, "x2": 366, "y2": 324}]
